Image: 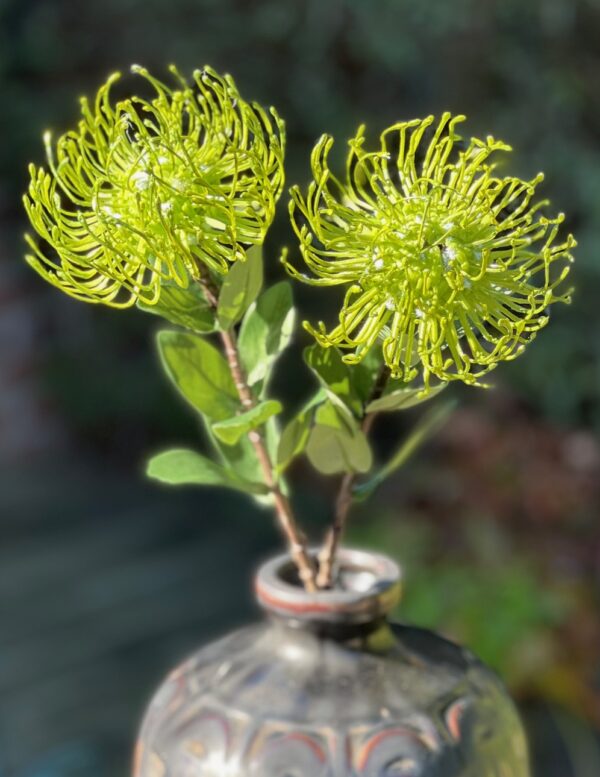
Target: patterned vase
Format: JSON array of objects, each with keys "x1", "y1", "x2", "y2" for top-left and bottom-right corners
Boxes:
[{"x1": 133, "y1": 548, "x2": 530, "y2": 776}]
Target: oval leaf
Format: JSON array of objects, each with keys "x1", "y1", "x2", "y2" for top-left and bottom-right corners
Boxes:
[
  {"x1": 303, "y1": 344, "x2": 382, "y2": 416},
  {"x1": 210, "y1": 432, "x2": 265, "y2": 490},
  {"x1": 306, "y1": 401, "x2": 372, "y2": 475},
  {"x1": 366, "y1": 382, "x2": 447, "y2": 413},
  {"x1": 304, "y1": 344, "x2": 363, "y2": 415},
  {"x1": 239, "y1": 281, "x2": 296, "y2": 387},
  {"x1": 276, "y1": 388, "x2": 326, "y2": 473},
  {"x1": 146, "y1": 448, "x2": 268, "y2": 494},
  {"x1": 217, "y1": 245, "x2": 264, "y2": 329},
  {"x1": 277, "y1": 411, "x2": 312, "y2": 472},
  {"x1": 212, "y1": 400, "x2": 283, "y2": 446},
  {"x1": 137, "y1": 282, "x2": 216, "y2": 333},
  {"x1": 157, "y1": 330, "x2": 239, "y2": 420}
]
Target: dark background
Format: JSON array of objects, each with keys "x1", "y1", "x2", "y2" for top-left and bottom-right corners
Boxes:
[{"x1": 1, "y1": 1, "x2": 599, "y2": 775}]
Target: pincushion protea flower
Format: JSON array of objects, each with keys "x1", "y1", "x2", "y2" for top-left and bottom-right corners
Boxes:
[
  {"x1": 285, "y1": 113, "x2": 575, "y2": 391},
  {"x1": 24, "y1": 65, "x2": 285, "y2": 307}
]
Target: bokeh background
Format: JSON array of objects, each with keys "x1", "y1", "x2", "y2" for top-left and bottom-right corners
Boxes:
[{"x1": 1, "y1": 1, "x2": 599, "y2": 775}]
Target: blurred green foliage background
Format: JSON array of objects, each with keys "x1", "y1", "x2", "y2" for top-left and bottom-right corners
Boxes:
[{"x1": 1, "y1": 1, "x2": 599, "y2": 776}]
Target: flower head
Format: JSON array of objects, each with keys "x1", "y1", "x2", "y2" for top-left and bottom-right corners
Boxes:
[
  {"x1": 285, "y1": 114, "x2": 575, "y2": 390},
  {"x1": 24, "y1": 65, "x2": 285, "y2": 307}
]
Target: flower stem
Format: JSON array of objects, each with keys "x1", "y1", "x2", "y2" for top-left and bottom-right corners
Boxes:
[
  {"x1": 196, "y1": 270, "x2": 317, "y2": 591},
  {"x1": 316, "y1": 363, "x2": 390, "y2": 589}
]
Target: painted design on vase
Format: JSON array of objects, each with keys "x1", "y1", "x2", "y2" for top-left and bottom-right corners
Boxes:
[{"x1": 133, "y1": 550, "x2": 530, "y2": 777}]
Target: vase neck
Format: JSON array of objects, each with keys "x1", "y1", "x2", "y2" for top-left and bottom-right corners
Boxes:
[{"x1": 254, "y1": 548, "x2": 402, "y2": 632}]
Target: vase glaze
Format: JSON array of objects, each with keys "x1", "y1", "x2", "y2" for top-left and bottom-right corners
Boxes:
[{"x1": 133, "y1": 549, "x2": 530, "y2": 777}]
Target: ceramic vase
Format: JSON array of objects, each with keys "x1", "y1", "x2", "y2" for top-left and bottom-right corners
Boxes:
[{"x1": 133, "y1": 548, "x2": 530, "y2": 776}]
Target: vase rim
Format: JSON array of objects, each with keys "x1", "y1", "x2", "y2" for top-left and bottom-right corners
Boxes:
[{"x1": 254, "y1": 547, "x2": 402, "y2": 625}]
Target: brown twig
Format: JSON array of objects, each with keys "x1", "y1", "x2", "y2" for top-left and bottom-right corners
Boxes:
[
  {"x1": 196, "y1": 269, "x2": 317, "y2": 591},
  {"x1": 316, "y1": 363, "x2": 391, "y2": 589}
]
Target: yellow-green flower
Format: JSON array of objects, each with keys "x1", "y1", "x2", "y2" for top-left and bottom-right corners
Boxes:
[
  {"x1": 24, "y1": 65, "x2": 285, "y2": 307},
  {"x1": 285, "y1": 114, "x2": 575, "y2": 390}
]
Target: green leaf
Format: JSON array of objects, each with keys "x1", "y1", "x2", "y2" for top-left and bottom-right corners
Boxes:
[
  {"x1": 306, "y1": 401, "x2": 372, "y2": 475},
  {"x1": 239, "y1": 281, "x2": 296, "y2": 387},
  {"x1": 146, "y1": 448, "x2": 268, "y2": 494},
  {"x1": 276, "y1": 389, "x2": 325, "y2": 472},
  {"x1": 354, "y1": 399, "x2": 457, "y2": 501},
  {"x1": 212, "y1": 400, "x2": 283, "y2": 445},
  {"x1": 277, "y1": 415, "x2": 311, "y2": 472},
  {"x1": 203, "y1": 412, "x2": 287, "y2": 507},
  {"x1": 264, "y1": 414, "x2": 284, "y2": 475},
  {"x1": 351, "y1": 347, "x2": 386, "y2": 404},
  {"x1": 202, "y1": 411, "x2": 276, "y2": 498},
  {"x1": 210, "y1": 432, "x2": 262, "y2": 483},
  {"x1": 304, "y1": 344, "x2": 367, "y2": 416},
  {"x1": 217, "y1": 245, "x2": 263, "y2": 329},
  {"x1": 366, "y1": 382, "x2": 447, "y2": 413},
  {"x1": 137, "y1": 282, "x2": 216, "y2": 333},
  {"x1": 157, "y1": 330, "x2": 239, "y2": 420}
]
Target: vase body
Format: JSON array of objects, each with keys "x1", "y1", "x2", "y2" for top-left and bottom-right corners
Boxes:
[{"x1": 133, "y1": 549, "x2": 530, "y2": 776}]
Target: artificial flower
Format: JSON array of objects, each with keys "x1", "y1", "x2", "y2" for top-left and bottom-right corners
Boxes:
[
  {"x1": 25, "y1": 65, "x2": 285, "y2": 307},
  {"x1": 286, "y1": 114, "x2": 574, "y2": 390}
]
